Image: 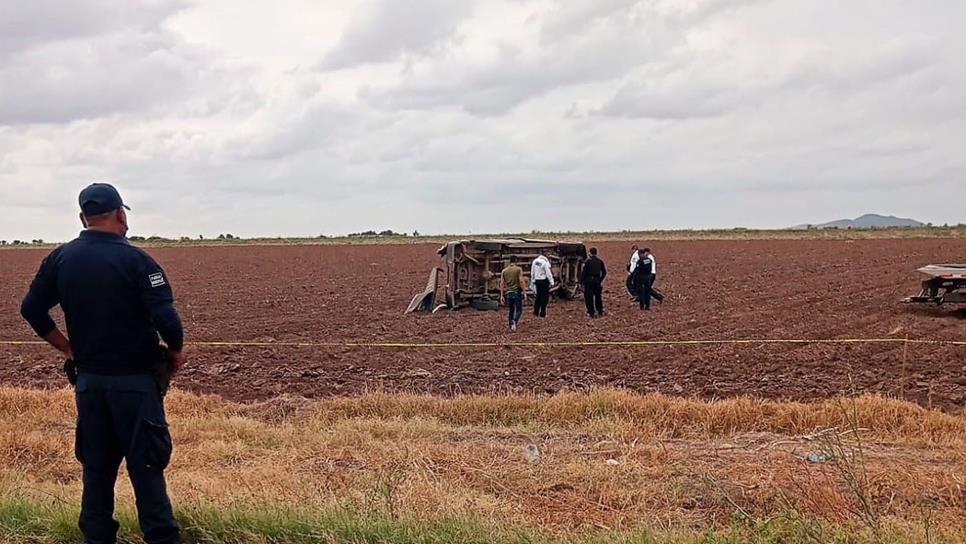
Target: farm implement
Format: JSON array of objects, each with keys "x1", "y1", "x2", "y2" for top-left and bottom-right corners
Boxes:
[{"x1": 903, "y1": 264, "x2": 966, "y2": 305}]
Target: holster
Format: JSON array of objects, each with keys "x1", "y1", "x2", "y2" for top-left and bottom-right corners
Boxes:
[
  {"x1": 63, "y1": 358, "x2": 78, "y2": 386},
  {"x1": 152, "y1": 347, "x2": 174, "y2": 397}
]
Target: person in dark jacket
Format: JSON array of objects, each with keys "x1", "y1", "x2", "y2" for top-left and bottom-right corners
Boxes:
[
  {"x1": 580, "y1": 247, "x2": 607, "y2": 318},
  {"x1": 631, "y1": 247, "x2": 655, "y2": 310},
  {"x1": 20, "y1": 183, "x2": 184, "y2": 544}
]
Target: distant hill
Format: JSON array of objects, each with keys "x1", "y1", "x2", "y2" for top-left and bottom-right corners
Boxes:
[{"x1": 791, "y1": 213, "x2": 926, "y2": 230}]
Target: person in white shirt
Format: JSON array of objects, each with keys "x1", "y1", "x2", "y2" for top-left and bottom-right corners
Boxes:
[
  {"x1": 626, "y1": 244, "x2": 640, "y2": 300},
  {"x1": 531, "y1": 250, "x2": 555, "y2": 318},
  {"x1": 627, "y1": 244, "x2": 640, "y2": 274}
]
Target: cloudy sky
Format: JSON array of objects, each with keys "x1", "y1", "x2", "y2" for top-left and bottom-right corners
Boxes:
[{"x1": 1, "y1": 0, "x2": 963, "y2": 241}]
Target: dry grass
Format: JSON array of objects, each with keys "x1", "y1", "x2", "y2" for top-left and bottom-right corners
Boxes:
[{"x1": 1, "y1": 387, "x2": 964, "y2": 542}]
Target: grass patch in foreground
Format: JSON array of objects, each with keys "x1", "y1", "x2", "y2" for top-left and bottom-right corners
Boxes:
[
  {"x1": 3, "y1": 388, "x2": 963, "y2": 542},
  {"x1": 0, "y1": 496, "x2": 945, "y2": 544}
]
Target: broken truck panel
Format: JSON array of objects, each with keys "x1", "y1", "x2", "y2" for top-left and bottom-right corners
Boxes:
[
  {"x1": 410, "y1": 238, "x2": 587, "y2": 312},
  {"x1": 406, "y1": 267, "x2": 442, "y2": 314}
]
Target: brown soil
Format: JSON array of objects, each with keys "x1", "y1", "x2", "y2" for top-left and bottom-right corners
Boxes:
[{"x1": 1, "y1": 239, "x2": 964, "y2": 410}]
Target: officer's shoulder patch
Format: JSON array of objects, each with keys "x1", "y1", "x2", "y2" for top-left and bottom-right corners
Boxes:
[{"x1": 148, "y1": 272, "x2": 166, "y2": 288}]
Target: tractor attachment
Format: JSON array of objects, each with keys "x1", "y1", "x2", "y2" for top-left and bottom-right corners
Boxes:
[{"x1": 903, "y1": 264, "x2": 966, "y2": 305}]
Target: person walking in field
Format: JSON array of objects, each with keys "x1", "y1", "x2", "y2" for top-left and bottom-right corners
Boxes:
[
  {"x1": 20, "y1": 183, "x2": 184, "y2": 544},
  {"x1": 643, "y1": 247, "x2": 664, "y2": 303},
  {"x1": 499, "y1": 256, "x2": 527, "y2": 331},
  {"x1": 531, "y1": 249, "x2": 554, "y2": 318},
  {"x1": 580, "y1": 247, "x2": 607, "y2": 318}
]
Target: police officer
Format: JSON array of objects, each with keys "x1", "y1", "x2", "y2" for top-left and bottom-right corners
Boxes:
[
  {"x1": 580, "y1": 247, "x2": 607, "y2": 318},
  {"x1": 631, "y1": 247, "x2": 656, "y2": 310},
  {"x1": 20, "y1": 183, "x2": 184, "y2": 544}
]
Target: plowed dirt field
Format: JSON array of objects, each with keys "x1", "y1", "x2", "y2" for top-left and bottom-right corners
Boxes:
[{"x1": 2, "y1": 239, "x2": 964, "y2": 410}]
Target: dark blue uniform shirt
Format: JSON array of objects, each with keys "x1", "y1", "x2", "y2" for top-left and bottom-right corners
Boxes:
[{"x1": 20, "y1": 230, "x2": 184, "y2": 374}]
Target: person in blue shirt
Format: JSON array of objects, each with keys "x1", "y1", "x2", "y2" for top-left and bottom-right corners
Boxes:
[{"x1": 20, "y1": 183, "x2": 184, "y2": 544}]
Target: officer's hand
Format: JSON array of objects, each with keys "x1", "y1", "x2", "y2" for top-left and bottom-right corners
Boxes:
[
  {"x1": 499, "y1": 297, "x2": 505, "y2": 305},
  {"x1": 167, "y1": 349, "x2": 185, "y2": 377}
]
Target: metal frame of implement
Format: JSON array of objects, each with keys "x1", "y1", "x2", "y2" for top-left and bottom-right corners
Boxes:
[{"x1": 904, "y1": 264, "x2": 966, "y2": 305}]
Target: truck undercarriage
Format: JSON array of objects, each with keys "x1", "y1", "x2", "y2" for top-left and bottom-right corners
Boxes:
[{"x1": 407, "y1": 239, "x2": 587, "y2": 313}]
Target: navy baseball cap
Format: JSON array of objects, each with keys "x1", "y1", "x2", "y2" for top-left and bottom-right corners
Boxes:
[{"x1": 79, "y1": 183, "x2": 130, "y2": 216}]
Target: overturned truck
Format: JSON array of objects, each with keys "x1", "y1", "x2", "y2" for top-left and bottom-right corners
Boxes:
[{"x1": 407, "y1": 239, "x2": 587, "y2": 313}]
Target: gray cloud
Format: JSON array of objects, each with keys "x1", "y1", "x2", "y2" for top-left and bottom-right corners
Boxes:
[
  {"x1": 0, "y1": 0, "x2": 247, "y2": 125},
  {"x1": 228, "y1": 102, "x2": 362, "y2": 161},
  {"x1": 364, "y1": 29, "x2": 673, "y2": 114},
  {"x1": 539, "y1": 0, "x2": 762, "y2": 42},
  {"x1": 358, "y1": 0, "x2": 716, "y2": 116},
  {"x1": 317, "y1": 0, "x2": 475, "y2": 70},
  {"x1": 358, "y1": 0, "x2": 765, "y2": 116},
  {"x1": 596, "y1": 31, "x2": 942, "y2": 120},
  {"x1": 0, "y1": 0, "x2": 185, "y2": 57}
]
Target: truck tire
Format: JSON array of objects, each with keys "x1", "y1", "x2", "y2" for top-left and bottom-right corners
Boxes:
[{"x1": 470, "y1": 299, "x2": 499, "y2": 311}]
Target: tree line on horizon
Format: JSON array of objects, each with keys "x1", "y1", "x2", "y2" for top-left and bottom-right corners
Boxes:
[{"x1": 3, "y1": 224, "x2": 964, "y2": 247}]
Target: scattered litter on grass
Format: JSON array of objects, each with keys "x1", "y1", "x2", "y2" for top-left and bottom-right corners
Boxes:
[{"x1": 524, "y1": 443, "x2": 541, "y2": 464}]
